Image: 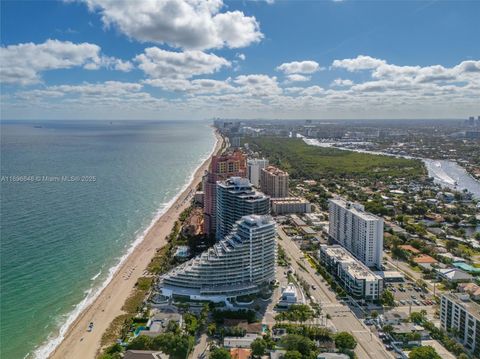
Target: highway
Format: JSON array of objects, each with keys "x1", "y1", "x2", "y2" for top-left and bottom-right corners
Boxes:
[{"x1": 278, "y1": 227, "x2": 393, "y2": 359}]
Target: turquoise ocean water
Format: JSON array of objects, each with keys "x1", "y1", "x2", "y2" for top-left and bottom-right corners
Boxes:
[{"x1": 0, "y1": 120, "x2": 216, "y2": 359}]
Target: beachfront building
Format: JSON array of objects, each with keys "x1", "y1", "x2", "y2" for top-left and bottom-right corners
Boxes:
[
  {"x1": 215, "y1": 177, "x2": 270, "y2": 241},
  {"x1": 319, "y1": 244, "x2": 383, "y2": 300},
  {"x1": 160, "y1": 215, "x2": 277, "y2": 302},
  {"x1": 271, "y1": 197, "x2": 312, "y2": 215},
  {"x1": 260, "y1": 166, "x2": 289, "y2": 198},
  {"x1": 440, "y1": 292, "x2": 480, "y2": 355},
  {"x1": 247, "y1": 158, "x2": 269, "y2": 187},
  {"x1": 203, "y1": 149, "x2": 247, "y2": 236},
  {"x1": 328, "y1": 198, "x2": 383, "y2": 269}
]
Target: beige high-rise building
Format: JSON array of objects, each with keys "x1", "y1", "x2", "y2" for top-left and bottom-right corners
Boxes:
[{"x1": 260, "y1": 165, "x2": 289, "y2": 198}]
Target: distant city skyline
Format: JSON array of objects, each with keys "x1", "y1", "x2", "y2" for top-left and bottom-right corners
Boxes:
[{"x1": 1, "y1": 0, "x2": 479, "y2": 120}]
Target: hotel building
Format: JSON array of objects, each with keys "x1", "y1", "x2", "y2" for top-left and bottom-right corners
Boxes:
[
  {"x1": 160, "y1": 215, "x2": 277, "y2": 302},
  {"x1": 440, "y1": 293, "x2": 480, "y2": 355},
  {"x1": 328, "y1": 198, "x2": 383, "y2": 269},
  {"x1": 319, "y1": 244, "x2": 383, "y2": 300},
  {"x1": 247, "y1": 158, "x2": 269, "y2": 187},
  {"x1": 203, "y1": 150, "x2": 247, "y2": 236},
  {"x1": 216, "y1": 177, "x2": 270, "y2": 241},
  {"x1": 260, "y1": 166, "x2": 289, "y2": 198}
]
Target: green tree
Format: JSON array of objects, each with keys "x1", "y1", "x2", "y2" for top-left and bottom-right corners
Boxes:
[
  {"x1": 166, "y1": 320, "x2": 181, "y2": 334},
  {"x1": 251, "y1": 338, "x2": 267, "y2": 357},
  {"x1": 127, "y1": 335, "x2": 153, "y2": 350},
  {"x1": 335, "y1": 332, "x2": 357, "y2": 350},
  {"x1": 410, "y1": 311, "x2": 426, "y2": 325},
  {"x1": 151, "y1": 333, "x2": 194, "y2": 359},
  {"x1": 371, "y1": 311, "x2": 378, "y2": 319},
  {"x1": 99, "y1": 343, "x2": 123, "y2": 359},
  {"x1": 408, "y1": 346, "x2": 441, "y2": 359},
  {"x1": 184, "y1": 312, "x2": 199, "y2": 335},
  {"x1": 209, "y1": 347, "x2": 232, "y2": 359},
  {"x1": 382, "y1": 325, "x2": 394, "y2": 335},
  {"x1": 284, "y1": 351, "x2": 302, "y2": 359},
  {"x1": 381, "y1": 289, "x2": 395, "y2": 307},
  {"x1": 207, "y1": 322, "x2": 217, "y2": 336},
  {"x1": 281, "y1": 334, "x2": 315, "y2": 355}
]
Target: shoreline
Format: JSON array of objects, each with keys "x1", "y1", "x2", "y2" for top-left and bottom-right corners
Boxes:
[{"x1": 45, "y1": 128, "x2": 224, "y2": 359}]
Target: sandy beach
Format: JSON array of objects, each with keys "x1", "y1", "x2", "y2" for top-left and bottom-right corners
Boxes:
[{"x1": 48, "y1": 130, "x2": 223, "y2": 359}]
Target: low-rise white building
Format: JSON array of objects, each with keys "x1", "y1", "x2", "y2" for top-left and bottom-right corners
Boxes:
[
  {"x1": 278, "y1": 283, "x2": 300, "y2": 307},
  {"x1": 271, "y1": 197, "x2": 312, "y2": 215},
  {"x1": 437, "y1": 268, "x2": 473, "y2": 283},
  {"x1": 319, "y1": 244, "x2": 383, "y2": 300},
  {"x1": 224, "y1": 333, "x2": 259, "y2": 348}
]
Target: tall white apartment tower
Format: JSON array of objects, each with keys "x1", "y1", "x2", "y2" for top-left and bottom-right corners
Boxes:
[
  {"x1": 328, "y1": 198, "x2": 383, "y2": 269},
  {"x1": 247, "y1": 158, "x2": 269, "y2": 187}
]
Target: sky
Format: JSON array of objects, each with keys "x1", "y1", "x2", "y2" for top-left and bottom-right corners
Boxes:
[{"x1": 1, "y1": 0, "x2": 479, "y2": 120}]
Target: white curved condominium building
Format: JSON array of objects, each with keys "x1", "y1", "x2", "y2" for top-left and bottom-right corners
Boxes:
[{"x1": 160, "y1": 215, "x2": 277, "y2": 302}]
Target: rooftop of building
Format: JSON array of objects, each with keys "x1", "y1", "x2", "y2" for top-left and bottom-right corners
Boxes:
[
  {"x1": 320, "y1": 245, "x2": 381, "y2": 281},
  {"x1": 221, "y1": 176, "x2": 252, "y2": 188},
  {"x1": 271, "y1": 197, "x2": 310, "y2": 204},
  {"x1": 230, "y1": 348, "x2": 252, "y2": 359},
  {"x1": 329, "y1": 198, "x2": 380, "y2": 221},
  {"x1": 412, "y1": 254, "x2": 438, "y2": 264},
  {"x1": 242, "y1": 214, "x2": 274, "y2": 228},
  {"x1": 437, "y1": 267, "x2": 473, "y2": 281},
  {"x1": 442, "y1": 292, "x2": 480, "y2": 319},
  {"x1": 399, "y1": 244, "x2": 420, "y2": 254},
  {"x1": 262, "y1": 165, "x2": 289, "y2": 176},
  {"x1": 247, "y1": 157, "x2": 268, "y2": 164}
]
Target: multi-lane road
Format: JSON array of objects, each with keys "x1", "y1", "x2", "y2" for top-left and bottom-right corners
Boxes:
[{"x1": 278, "y1": 227, "x2": 394, "y2": 359}]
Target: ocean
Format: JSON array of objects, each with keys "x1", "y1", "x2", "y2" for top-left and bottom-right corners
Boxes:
[{"x1": 0, "y1": 120, "x2": 216, "y2": 359}]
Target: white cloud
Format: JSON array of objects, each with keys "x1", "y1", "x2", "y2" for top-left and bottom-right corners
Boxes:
[
  {"x1": 135, "y1": 47, "x2": 230, "y2": 80},
  {"x1": 4, "y1": 56, "x2": 480, "y2": 120},
  {"x1": 0, "y1": 39, "x2": 131, "y2": 85},
  {"x1": 144, "y1": 78, "x2": 236, "y2": 95},
  {"x1": 300, "y1": 85, "x2": 324, "y2": 96},
  {"x1": 332, "y1": 55, "x2": 386, "y2": 71},
  {"x1": 236, "y1": 53, "x2": 246, "y2": 61},
  {"x1": 285, "y1": 74, "x2": 311, "y2": 82},
  {"x1": 332, "y1": 56, "x2": 480, "y2": 91},
  {"x1": 331, "y1": 78, "x2": 354, "y2": 87},
  {"x1": 233, "y1": 74, "x2": 282, "y2": 96},
  {"x1": 83, "y1": 0, "x2": 263, "y2": 50},
  {"x1": 277, "y1": 60, "x2": 320, "y2": 74}
]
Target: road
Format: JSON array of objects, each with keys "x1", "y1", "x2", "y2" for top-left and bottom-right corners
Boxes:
[
  {"x1": 190, "y1": 333, "x2": 208, "y2": 359},
  {"x1": 278, "y1": 228, "x2": 393, "y2": 359}
]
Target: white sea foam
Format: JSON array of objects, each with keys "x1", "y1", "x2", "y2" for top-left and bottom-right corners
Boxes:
[
  {"x1": 90, "y1": 271, "x2": 101, "y2": 281},
  {"x1": 32, "y1": 128, "x2": 218, "y2": 359}
]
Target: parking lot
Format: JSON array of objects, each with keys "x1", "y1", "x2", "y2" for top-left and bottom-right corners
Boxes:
[{"x1": 386, "y1": 281, "x2": 435, "y2": 307}]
